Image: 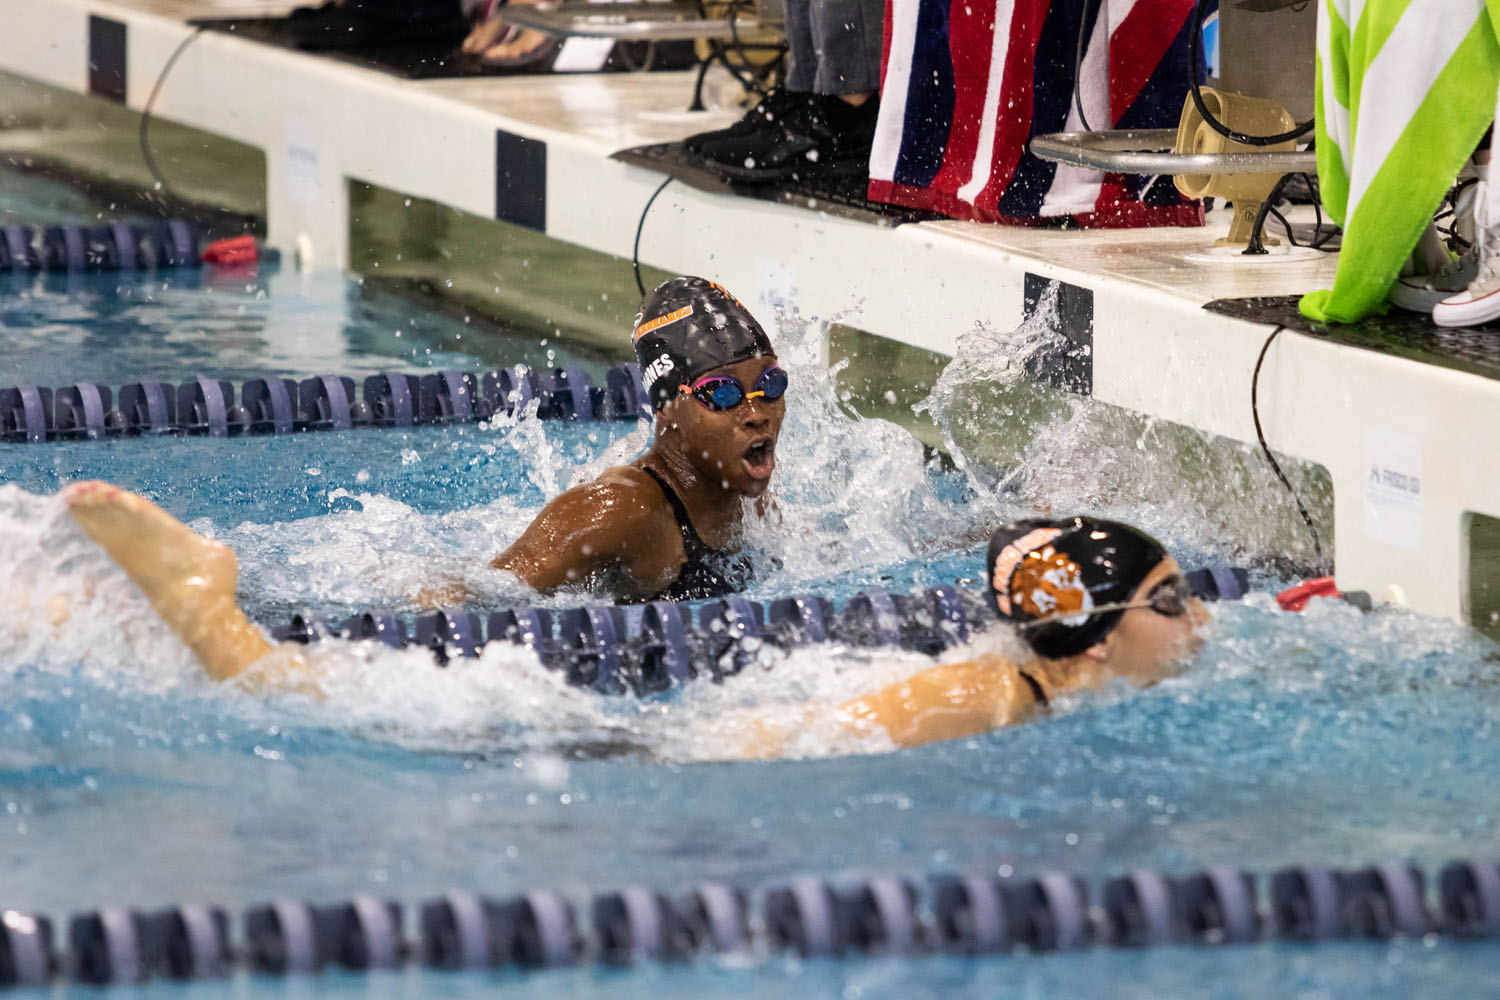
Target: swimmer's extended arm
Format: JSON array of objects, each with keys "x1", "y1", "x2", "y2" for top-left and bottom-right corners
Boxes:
[
  {"x1": 738, "y1": 656, "x2": 1042, "y2": 758},
  {"x1": 63, "y1": 481, "x2": 311, "y2": 687},
  {"x1": 838, "y1": 657, "x2": 1041, "y2": 749},
  {"x1": 491, "y1": 470, "x2": 678, "y2": 595}
]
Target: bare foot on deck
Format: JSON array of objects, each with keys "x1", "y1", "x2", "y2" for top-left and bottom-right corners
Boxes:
[
  {"x1": 64, "y1": 481, "x2": 275, "y2": 681},
  {"x1": 460, "y1": 0, "x2": 557, "y2": 67}
]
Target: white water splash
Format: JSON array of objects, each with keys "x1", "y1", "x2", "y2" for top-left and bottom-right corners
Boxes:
[
  {"x1": 743, "y1": 297, "x2": 1004, "y2": 589},
  {"x1": 916, "y1": 280, "x2": 1331, "y2": 568}
]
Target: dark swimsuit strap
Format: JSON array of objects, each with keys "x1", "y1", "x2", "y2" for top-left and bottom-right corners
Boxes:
[
  {"x1": 641, "y1": 466, "x2": 714, "y2": 562},
  {"x1": 1018, "y1": 669, "x2": 1049, "y2": 708}
]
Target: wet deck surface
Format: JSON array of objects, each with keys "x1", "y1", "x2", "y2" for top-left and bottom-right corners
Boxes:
[{"x1": 1208, "y1": 295, "x2": 1500, "y2": 382}]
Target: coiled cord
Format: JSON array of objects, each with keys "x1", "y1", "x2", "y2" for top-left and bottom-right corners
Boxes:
[
  {"x1": 1188, "y1": 0, "x2": 1314, "y2": 146},
  {"x1": 139, "y1": 26, "x2": 207, "y2": 207},
  {"x1": 633, "y1": 176, "x2": 673, "y2": 296},
  {"x1": 1250, "y1": 324, "x2": 1326, "y2": 565}
]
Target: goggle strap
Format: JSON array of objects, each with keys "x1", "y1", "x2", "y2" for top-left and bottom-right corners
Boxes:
[{"x1": 1016, "y1": 581, "x2": 1187, "y2": 631}]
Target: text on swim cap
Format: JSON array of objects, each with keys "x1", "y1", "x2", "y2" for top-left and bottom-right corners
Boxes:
[
  {"x1": 707, "y1": 281, "x2": 745, "y2": 308},
  {"x1": 633, "y1": 305, "x2": 694, "y2": 342},
  {"x1": 992, "y1": 526, "x2": 1063, "y2": 615},
  {"x1": 642, "y1": 353, "x2": 676, "y2": 393}
]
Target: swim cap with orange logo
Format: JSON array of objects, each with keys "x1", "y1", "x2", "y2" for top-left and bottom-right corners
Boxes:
[
  {"x1": 633, "y1": 276, "x2": 775, "y2": 410},
  {"x1": 986, "y1": 516, "x2": 1167, "y2": 658}
]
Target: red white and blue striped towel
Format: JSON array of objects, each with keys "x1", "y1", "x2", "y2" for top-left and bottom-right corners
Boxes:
[{"x1": 868, "y1": 0, "x2": 1206, "y2": 226}]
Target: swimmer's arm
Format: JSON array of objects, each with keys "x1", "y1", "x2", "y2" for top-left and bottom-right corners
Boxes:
[
  {"x1": 837, "y1": 657, "x2": 1040, "y2": 749},
  {"x1": 737, "y1": 656, "x2": 1041, "y2": 758},
  {"x1": 490, "y1": 472, "x2": 674, "y2": 593}
]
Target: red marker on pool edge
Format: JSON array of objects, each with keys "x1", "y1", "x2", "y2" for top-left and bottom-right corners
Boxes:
[
  {"x1": 1275, "y1": 577, "x2": 1343, "y2": 612},
  {"x1": 200, "y1": 235, "x2": 259, "y2": 268}
]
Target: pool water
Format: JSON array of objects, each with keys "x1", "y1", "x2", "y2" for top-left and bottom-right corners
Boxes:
[{"x1": 1, "y1": 176, "x2": 1499, "y2": 998}]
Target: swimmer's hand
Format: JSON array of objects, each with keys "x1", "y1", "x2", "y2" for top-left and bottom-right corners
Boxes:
[
  {"x1": 413, "y1": 580, "x2": 474, "y2": 611},
  {"x1": 735, "y1": 713, "x2": 792, "y2": 760},
  {"x1": 233, "y1": 643, "x2": 323, "y2": 697},
  {"x1": 719, "y1": 704, "x2": 883, "y2": 760}
]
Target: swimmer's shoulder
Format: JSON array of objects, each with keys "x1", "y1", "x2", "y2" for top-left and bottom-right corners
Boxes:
[
  {"x1": 589, "y1": 465, "x2": 676, "y2": 519},
  {"x1": 515, "y1": 466, "x2": 673, "y2": 548},
  {"x1": 937, "y1": 652, "x2": 1049, "y2": 724},
  {"x1": 582, "y1": 466, "x2": 685, "y2": 592},
  {"x1": 557, "y1": 466, "x2": 679, "y2": 550}
]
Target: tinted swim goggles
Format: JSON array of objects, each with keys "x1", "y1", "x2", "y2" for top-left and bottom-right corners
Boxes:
[
  {"x1": 1017, "y1": 574, "x2": 1191, "y2": 631},
  {"x1": 685, "y1": 365, "x2": 789, "y2": 411}
]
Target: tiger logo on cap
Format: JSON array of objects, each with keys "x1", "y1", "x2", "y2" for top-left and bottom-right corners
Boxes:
[
  {"x1": 991, "y1": 526, "x2": 1061, "y2": 615},
  {"x1": 1010, "y1": 547, "x2": 1093, "y2": 625}
]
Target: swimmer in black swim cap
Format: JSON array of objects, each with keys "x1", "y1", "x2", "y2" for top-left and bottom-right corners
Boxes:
[
  {"x1": 50, "y1": 279, "x2": 785, "y2": 684},
  {"x1": 632, "y1": 276, "x2": 778, "y2": 410},
  {"x1": 491, "y1": 276, "x2": 784, "y2": 601},
  {"x1": 986, "y1": 516, "x2": 1174, "y2": 660},
  {"x1": 743, "y1": 517, "x2": 1207, "y2": 755}
]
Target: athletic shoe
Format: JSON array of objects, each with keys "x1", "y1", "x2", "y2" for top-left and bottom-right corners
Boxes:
[
  {"x1": 1434, "y1": 180, "x2": 1500, "y2": 328},
  {"x1": 683, "y1": 90, "x2": 818, "y2": 156},
  {"x1": 1432, "y1": 227, "x2": 1500, "y2": 327},
  {"x1": 698, "y1": 94, "x2": 879, "y2": 184},
  {"x1": 1389, "y1": 246, "x2": 1479, "y2": 313}
]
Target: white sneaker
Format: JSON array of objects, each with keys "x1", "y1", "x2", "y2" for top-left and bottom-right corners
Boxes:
[
  {"x1": 1433, "y1": 222, "x2": 1500, "y2": 328},
  {"x1": 1390, "y1": 247, "x2": 1479, "y2": 313}
]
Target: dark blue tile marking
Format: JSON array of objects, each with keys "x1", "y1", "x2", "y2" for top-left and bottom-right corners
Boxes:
[
  {"x1": 1023, "y1": 272, "x2": 1093, "y2": 396},
  {"x1": 495, "y1": 130, "x2": 546, "y2": 232},
  {"x1": 88, "y1": 15, "x2": 127, "y2": 103}
]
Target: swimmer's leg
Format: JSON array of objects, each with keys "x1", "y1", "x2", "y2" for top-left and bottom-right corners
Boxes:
[{"x1": 63, "y1": 481, "x2": 279, "y2": 682}]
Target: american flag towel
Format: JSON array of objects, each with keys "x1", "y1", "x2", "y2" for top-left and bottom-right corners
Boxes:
[{"x1": 868, "y1": 0, "x2": 1206, "y2": 225}]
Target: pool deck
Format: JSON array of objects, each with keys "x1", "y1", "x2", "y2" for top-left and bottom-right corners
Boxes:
[{"x1": 4, "y1": 0, "x2": 1500, "y2": 626}]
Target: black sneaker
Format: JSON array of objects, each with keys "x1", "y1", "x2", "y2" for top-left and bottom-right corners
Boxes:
[
  {"x1": 698, "y1": 94, "x2": 879, "y2": 184},
  {"x1": 683, "y1": 90, "x2": 818, "y2": 156}
]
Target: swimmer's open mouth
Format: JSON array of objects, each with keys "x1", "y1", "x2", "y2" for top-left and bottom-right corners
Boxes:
[{"x1": 743, "y1": 437, "x2": 776, "y2": 479}]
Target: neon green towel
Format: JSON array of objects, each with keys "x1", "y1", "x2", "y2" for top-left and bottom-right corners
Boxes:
[{"x1": 1300, "y1": 0, "x2": 1500, "y2": 324}]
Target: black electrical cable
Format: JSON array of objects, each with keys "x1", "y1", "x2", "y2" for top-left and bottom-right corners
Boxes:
[
  {"x1": 693, "y1": 0, "x2": 784, "y2": 99},
  {"x1": 1188, "y1": 0, "x2": 1314, "y2": 146},
  {"x1": 139, "y1": 25, "x2": 207, "y2": 207},
  {"x1": 1242, "y1": 173, "x2": 1294, "y2": 255},
  {"x1": 1251, "y1": 324, "x2": 1325, "y2": 565},
  {"x1": 1243, "y1": 172, "x2": 1341, "y2": 254},
  {"x1": 1268, "y1": 206, "x2": 1297, "y2": 244},
  {"x1": 1434, "y1": 176, "x2": 1479, "y2": 251},
  {"x1": 724, "y1": 0, "x2": 783, "y2": 90},
  {"x1": 1302, "y1": 173, "x2": 1342, "y2": 250},
  {"x1": 633, "y1": 176, "x2": 674, "y2": 297},
  {"x1": 1071, "y1": 0, "x2": 1103, "y2": 132}
]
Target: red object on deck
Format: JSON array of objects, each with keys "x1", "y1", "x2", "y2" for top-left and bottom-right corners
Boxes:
[
  {"x1": 1276, "y1": 576, "x2": 1342, "y2": 612},
  {"x1": 200, "y1": 235, "x2": 259, "y2": 267}
]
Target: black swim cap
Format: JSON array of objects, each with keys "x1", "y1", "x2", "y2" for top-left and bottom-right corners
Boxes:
[
  {"x1": 986, "y1": 516, "x2": 1168, "y2": 659},
  {"x1": 632, "y1": 276, "x2": 775, "y2": 410}
]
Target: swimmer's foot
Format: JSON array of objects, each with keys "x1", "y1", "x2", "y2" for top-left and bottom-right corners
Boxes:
[
  {"x1": 461, "y1": 10, "x2": 512, "y2": 54},
  {"x1": 64, "y1": 481, "x2": 275, "y2": 681},
  {"x1": 474, "y1": 27, "x2": 559, "y2": 68}
]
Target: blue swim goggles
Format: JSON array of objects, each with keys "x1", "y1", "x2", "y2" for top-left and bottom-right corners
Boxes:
[{"x1": 686, "y1": 365, "x2": 789, "y2": 412}]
